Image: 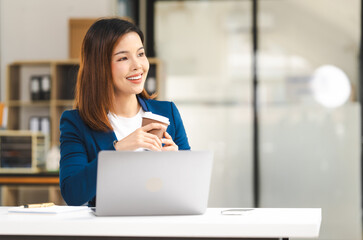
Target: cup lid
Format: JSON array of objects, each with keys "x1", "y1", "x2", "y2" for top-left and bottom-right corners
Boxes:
[{"x1": 143, "y1": 112, "x2": 170, "y2": 125}]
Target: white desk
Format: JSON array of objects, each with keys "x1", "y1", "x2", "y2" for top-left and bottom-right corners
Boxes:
[{"x1": 0, "y1": 207, "x2": 321, "y2": 240}]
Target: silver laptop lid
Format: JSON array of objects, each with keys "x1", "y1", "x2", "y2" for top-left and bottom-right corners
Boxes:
[{"x1": 95, "y1": 150, "x2": 213, "y2": 216}]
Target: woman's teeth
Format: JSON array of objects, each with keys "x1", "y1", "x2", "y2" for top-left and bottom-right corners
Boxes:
[{"x1": 127, "y1": 75, "x2": 141, "y2": 80}]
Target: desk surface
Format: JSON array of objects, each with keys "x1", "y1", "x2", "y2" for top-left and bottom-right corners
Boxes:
[{"x1": 0, "y1": 207, "x2": 321, "y2": 239}]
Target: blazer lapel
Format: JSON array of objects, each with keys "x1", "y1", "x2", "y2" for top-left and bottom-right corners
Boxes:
[{"x1": 137, "y1": 95, "x2": 149, "y2": 111}]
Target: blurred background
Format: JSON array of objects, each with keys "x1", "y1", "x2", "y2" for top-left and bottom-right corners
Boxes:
[{"x1": 0, "y1": 0, "x2": 361, "y2": 239}]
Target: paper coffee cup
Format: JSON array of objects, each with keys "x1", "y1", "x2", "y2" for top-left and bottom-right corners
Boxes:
[{"x1": 142, "y1": 112, "x2": 170, "y2": 139}]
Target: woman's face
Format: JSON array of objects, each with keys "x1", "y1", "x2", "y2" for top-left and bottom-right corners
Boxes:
[{"x1": 111, "y1": 32, "x2": 149, "y2": 97}]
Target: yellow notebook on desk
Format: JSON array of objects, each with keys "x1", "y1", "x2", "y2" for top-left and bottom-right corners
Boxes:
[{"x1": 8, "y1": 205, "x2": 88, "y2": 214}]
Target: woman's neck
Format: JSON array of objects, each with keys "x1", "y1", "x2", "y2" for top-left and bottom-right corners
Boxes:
[{"x1": 112, "y1": 94, "x2": 140, "y2": 117}]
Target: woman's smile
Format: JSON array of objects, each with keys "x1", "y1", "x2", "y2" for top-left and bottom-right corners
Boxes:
[{"x1": 126, "y1": 73, "x2": 143, "y2": 84}]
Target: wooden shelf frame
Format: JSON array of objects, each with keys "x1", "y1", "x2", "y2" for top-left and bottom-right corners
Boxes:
[{"x1": 0, "y1": 176, "x2": 59, "y2": 185}]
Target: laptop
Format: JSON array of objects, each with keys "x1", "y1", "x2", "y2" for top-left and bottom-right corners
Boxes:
[{"x1": 94, "y1": 150, "x2": 213, "y2": 216}]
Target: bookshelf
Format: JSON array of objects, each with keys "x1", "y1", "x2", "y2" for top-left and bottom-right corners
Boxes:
[{"x1": 6, "y1": 60, "x2": 78, "y2": 147}]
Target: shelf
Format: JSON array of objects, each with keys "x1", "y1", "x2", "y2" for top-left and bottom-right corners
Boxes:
[
  {"x1": 54, "y1": 100, "x2": 74, "y2": 106},
  {"x1": 0, "y1": 174, "x2": 59, "y2": 185},
  {"x1": 7, "y1": 101, "x2": 51, "y2": 107},
  {"x1": 10, "y1": 61, "x2": 51, "y2": 66},
  {"x1": 11, "y1": 59, "x2": 79, "y2": 66}
]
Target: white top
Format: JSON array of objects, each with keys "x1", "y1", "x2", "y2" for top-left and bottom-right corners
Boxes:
[
  {"x1": 0, "y1": 208, "x2": 322, "y2": 238},
  {"x1": 107, "y1": 108, "x2": 145, "y2": 141}
]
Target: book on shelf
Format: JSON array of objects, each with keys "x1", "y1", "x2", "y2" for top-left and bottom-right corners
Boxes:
[{"x1": 0, "y1": 102, "x2": 7, "y2": 129}]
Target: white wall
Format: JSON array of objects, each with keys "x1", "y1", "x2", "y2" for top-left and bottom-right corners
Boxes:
[{"x1": 0, "y1": 0, "x2": 117, "y2": 101}]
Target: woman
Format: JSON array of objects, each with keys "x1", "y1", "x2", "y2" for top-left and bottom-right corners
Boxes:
[{"x1": 59, "y1": 18, "x2": 190, "y2": 206}]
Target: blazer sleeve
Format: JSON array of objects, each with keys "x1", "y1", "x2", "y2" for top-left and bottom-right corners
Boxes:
[
  {"x1": 59, "y1": 111, "x2": 97, "y2": 206},
  {"x1": 170, "y1": 102, "x2": 191, "y2": 150}
]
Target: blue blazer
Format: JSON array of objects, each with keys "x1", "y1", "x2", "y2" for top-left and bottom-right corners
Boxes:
[{"x1": 59, "y1": 96, "x2": 190, "y2": 206}]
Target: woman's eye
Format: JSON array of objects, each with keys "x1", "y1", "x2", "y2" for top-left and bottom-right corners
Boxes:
[
  {"x1": 117, "y1": 57, "x2": 127, "y2": 62},
  {"x1": 138, "y1": 52, "x2": 145, "y2": 57}
]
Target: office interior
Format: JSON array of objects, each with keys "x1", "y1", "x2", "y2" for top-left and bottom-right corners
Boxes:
[{"x1": 0, "y1": 0, "x2": 360, "y2": 239}]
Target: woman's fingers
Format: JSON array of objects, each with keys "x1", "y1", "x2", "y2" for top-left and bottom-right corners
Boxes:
[
  {"x1": 142, "y1": 142, "x2": 162, "y2": 151},
  {"x1": 115, "y1": 126, "x2": 169, "y2": 152},
  {"x1": 162, "y1": 144, "x2": 178, "y2": 151},
  {"x1": 144, "y1": 132, "x2": 162, "y2": 148},
  {"x1": 161, "y1": 139, "x2": 178, "y2": 150},
  {"x1": 161, "y1": 138, "x2": 173, "y2": 145},
  {"x1": 163, "y1": 131, "x2": 172, "y2": 139},
  {"x1": 143, "y1": 134, "x2": 162, "y2": 150},
  {"x1": 161, "y1": 132, "x2": 178, "y2": 151},
  {"x1": 141, "y1": 122, "x2": 167, "y2": 132},
  {"x1": 162, "y1": 146, "x2": 176, "y2": 151}
]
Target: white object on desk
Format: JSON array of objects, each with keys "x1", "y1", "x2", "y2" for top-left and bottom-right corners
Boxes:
[
  {"x1": 8, "y1": 205, "x2": 88, "y2": 214},
  {"x1": 0, "y1": 208, "x2": 321, "y2": 238}
]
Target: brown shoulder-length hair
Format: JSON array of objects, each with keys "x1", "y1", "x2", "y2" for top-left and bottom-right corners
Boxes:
[{"x1": 74, "y1": 17, "x2": 155, "y2": 132}]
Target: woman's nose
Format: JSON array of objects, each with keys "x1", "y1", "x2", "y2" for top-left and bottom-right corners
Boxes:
[{"x1": 131, "y1": 58, "x2": 142, "y2": 70}]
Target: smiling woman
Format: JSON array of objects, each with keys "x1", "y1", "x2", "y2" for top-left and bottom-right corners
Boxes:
[
  {"x1": 74, "y1": 18, "x2": 151, "y2": 131},
  {"x1": 59, "y1": 17, "x2": 190, "y2": 207}
]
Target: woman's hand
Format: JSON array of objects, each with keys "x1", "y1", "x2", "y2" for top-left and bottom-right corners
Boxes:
[
  {"x1": 114, "y1": 123, "x2": 167, "y2": 151},
  {"x1": 161, "y1": 132, "x2": 178, "y2": 151}
]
